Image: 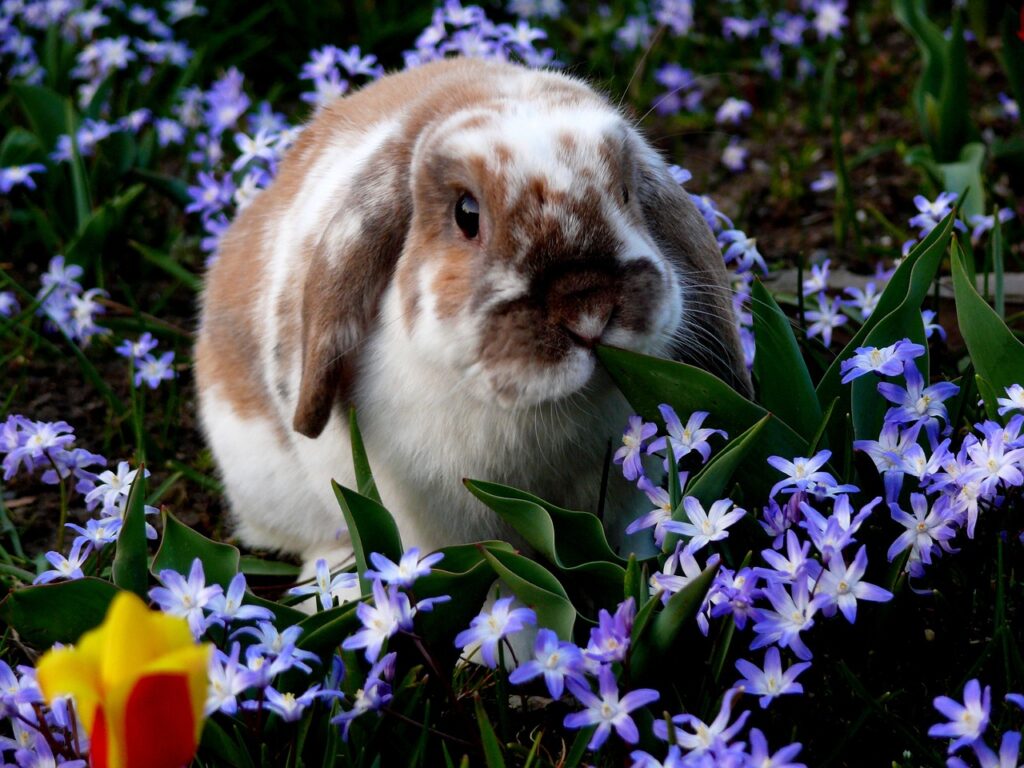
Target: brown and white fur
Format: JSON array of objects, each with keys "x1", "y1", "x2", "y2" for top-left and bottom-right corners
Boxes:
[{"x1": 195, "y1": 58, "x2": 749, "y2": 586}]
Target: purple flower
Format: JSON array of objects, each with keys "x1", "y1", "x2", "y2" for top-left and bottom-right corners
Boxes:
[
  {"x1": 134, "y1": 350, "x2": 176, "y2": 389},
  {"x1": 647, "y1": 406, "x2": 726, "y2": 469},
  {"x1": 626, "y1": 477, "x2": 681, "y2": 547},
  {"x1": 665, "y1": 496, "x2": 745, "y2": 553},
  {"x1": 767, "y1": 450, "x2": 846, "y2": 498},
  {"x1": 66, "y1": 517, "x2": 122, "y2": 549},
  {"x1": 840, "y1": 339, "x2": 927, "y2": 383},
  {"x1": 968, "y1": 208, "x2": 1014, "y2": 244},
  {"x1": 0, "y1": 163, "x2": 46, "y2": 193},
  {"x1": 854, "y1": 422, "x2": 928, "y2": 502},
  {"x1": 709, "y1": 566, "x2": 762, "y2": 628},
  {"x1": 508, "y1": 628, "x2": 584, "y2": 699},
  {"x1": 715, "y1": 97, "x2": 753, "y2": 125},
  {"x1": 756, "y1": 529, "x2": 822, "y2": 586},
  {"x1": 887, "y1": 493, "x2": 958, "y2": 576},
  {"x1": 455, "y1": 596, "x2": 536, "y2": 668},
  {"x1": 289, "y1": 558, "x2": 359, "y2": 612},
  {"x1": 653, "y1": 687, "x2": 749, "y2": 753},
  {"x1": 750, "y1": 575, "x2": 825, "y2": 660},
  {"x1": 34, "y1": 538, "x2": 91, "y2": 584},
  {"x1": 815, "y1": 545, "x2": 892, "y2": 622},
  {"x1": 207, "y1": 572, "x2": 275, "y2": 626},
  {"x1": 998, "y1": 92, "x2": 1020, "y2": 121},
  {"x1": 614, "y1": 415, "x2": 657, "y2": 481},
  {"x1": 810, "y1": 170, "x2": 837, "y2": 193},
  {"x1": 929, "y1": 679, "x2": 990, "y2": 753},
  {"x1": 331, "y1": 652, "x2": 396, "y2": 739},
  {"x1": 719, "y1": 229, "x2": 767, "y2": 273},
  {"x1": 205, "y1": 642, "x2": 256, "y2": 715},
  {"x1": 721, "y1": 139, "x2": 749, "y2": 173},
  {"x1": 812, "y1": 0, "x2": 848, "y2": 40},
  {"x1": 564, "y1": 664, "x2": 659, "y2": 751},
  {"x1": 654, "y1": 0, "x2": 694, "y2": 36},
  {"x1": 802, "y1": 259, "x2": 830, "y2": 296},
  {"x1": 798, "y1": 495, "x2": 878, "y2": 560},
  {"x1": 804, "y1": 293, "x2": 846, "y2": 348},
  {"x1": 186, "y1": 171, "x2": 235, "y2": 217},
  {"x1": 748, "y1": 729, "x2": 807, "y2": 768},
  {"x1": 363, "y1": 547, "x2": 443, "y2": 588},
  {"x1": 0, "y1": 291, "x2": 19, "y2": 318},
  {"x1": 734, "y1": 647, "x2": 810, "y2": 708},
  {"x1": 584, "y1": 598, "x2": 634, "y2": 664},
  {"x1": 878, "y1": 361, "x2": 958, "y2": 442},
  {"x1": 1, "y1": 418, "x2": 76, "y2": 481},
  {"x1": 342, "y1": 578, "x2": 416, "y2": 662},
  {"x1": 759, "y1": 494, "x2": 804, "y2": 547},
  {"x1": 115, "y1": 332, "x2": 159, "y2": 363},
  {"x1": 149, "y1": 558, "x2": 223, "y2": 638}
]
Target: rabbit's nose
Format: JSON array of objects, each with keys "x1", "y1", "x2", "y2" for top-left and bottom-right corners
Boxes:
[{"x1": 545, "y1": 266, "x2": 617, "y2": 347}]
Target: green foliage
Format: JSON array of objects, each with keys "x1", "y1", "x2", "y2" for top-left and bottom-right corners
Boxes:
[
  {"x1": 0, "y1": 578, "x2": 120, "y2": 647},
  {"x1": 951, "y1": 237, "x2": 1024, "y2": 418},
  {"x1": 111, "y1": 465, "x2": 148, "y2": 596},
  {"x1": 894, "y1": 0, "x2": 978, "y2": 163},
  {"x1": 152, "y1": 509, "x2": 241, "y2": 588},
  {"x1": 333, "y1": 482, "x2": 403, "y2": 597}
]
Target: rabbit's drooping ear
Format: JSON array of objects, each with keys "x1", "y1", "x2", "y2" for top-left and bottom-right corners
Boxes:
[
  {"x1": 292, "y1": 154, "x2": 412, "y2": 439},
  {"x1": 634, "y1": 148, "x2": 752, "y2": 397}
]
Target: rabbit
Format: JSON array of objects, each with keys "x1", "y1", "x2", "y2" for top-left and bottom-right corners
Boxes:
[{"x1": 194, "y1": 57, "x2": 750, "y2": 590}]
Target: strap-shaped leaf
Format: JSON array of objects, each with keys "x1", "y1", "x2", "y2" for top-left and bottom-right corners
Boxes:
[
  {"x1": 349, "y1": 408, "x2": 381, "y2": 504},
  {"x1": 0, "y1": 577, "x2": 120, "y2": 647},
  {"x1": 597, "y1": 346, "x2": 808, "y2": 501},
  {"x1": 152, "y1": 509, "x2": 240, "y2": 588},
  {"x1": 464, "y1": 479, "x2": 625, "y2": 571},
  {"x1": 951, "y1": 239, "x2": 1024, "y2": 418},
  {"x1": 112, "y1": 466, "x2": 148, "y2": 597},
  {"x1": 333, "y1": 481, "x2": 403, "y2": 596},
  {"x1": 751, "y1": 279, "x2": 821, "y2": 440},
  {"x1": 816, "y1": 211, "x2": 955, "y2": 412},
  {"x1": 479, "y1": 546, "x2": 576, "y2": 639},
  {"x1": 475, "y1": 697, "x2": 507, "y2": 768}
]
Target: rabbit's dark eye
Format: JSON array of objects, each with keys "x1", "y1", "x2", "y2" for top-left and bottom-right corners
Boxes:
[
  {"x1": 455, "y1": 193, "x2": 479, "y2": 239},
  {"x1": 622, "y1": 184, "x2": 629, "y2": 204}
]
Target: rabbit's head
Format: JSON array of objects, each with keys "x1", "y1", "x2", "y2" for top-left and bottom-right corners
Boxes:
[{"x1": 292, "y1": 67, "x2": 748, "y2": 438}]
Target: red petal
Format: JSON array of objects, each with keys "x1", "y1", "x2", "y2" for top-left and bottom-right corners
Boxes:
[
  {"x1": 90, "y1": 707, "x2": 109, "y2": 768},
  {"x1": 123, "y1": 673, "x2": 198, "y2": 768}
]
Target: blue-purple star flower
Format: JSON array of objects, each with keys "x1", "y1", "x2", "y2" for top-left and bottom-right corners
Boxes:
[
  {"x1": 508, "y1": 628, "x2": 584, "y2": 699},
  {"x1": 564, "y1": 664, "x2": 659, "y2": 751}
]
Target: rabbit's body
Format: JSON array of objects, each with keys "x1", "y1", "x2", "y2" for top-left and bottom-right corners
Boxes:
[{"x1": 196, "y1": 58, "x2": 748, "y2": 576}]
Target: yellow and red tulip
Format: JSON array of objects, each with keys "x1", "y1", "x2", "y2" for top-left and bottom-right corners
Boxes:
[{"x1": 36, "y1": 591, "x2": 212, "y2": 768}]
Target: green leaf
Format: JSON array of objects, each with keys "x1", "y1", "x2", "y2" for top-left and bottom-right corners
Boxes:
[
  {"x1": 65, "y1": 183, "x2": 145, "y2": 267},
  {"x1": 464, "y1": 479, "x2": 624, "y2": 617},
  {"x1": 817, "y1": 212, "x2": 955, "y2": 412},
  {"x1": 0, "y1": 127, "x2": 44, "y2": 167},
  {"x1": 1001, "y1": 5, "x2": 1024, "y2": 113},
  {"x1": 648, "y1": 558, "x2": 720, "y2": 653},
  {"x1": 951, "y1": 238, "x2": 1024, "y2": 417},
  {"x1": 597, "y1": 346, "x2": 808, "y2": 501},
  {"x1": 937, "y1": 143, "x2": 985, "y2": 220},
  {"x1": 349, "y1": 409, "x2": 381, "y2": 504},
  {"x1": 464, "y1": 480, "x2": 624, "y2": 568},
  {"x1": 0, "y1": 578, "x2": 120, "y2": 647},
  {"x1": 479, "y1": 546, "x2": 576, "y2": 639},
  {"x1": 129, "y1": 167, "x2": 192, "y2": 207},
  {"x1": 475, "y1": 697, "x2": 507, "y2": 768},
  {"x1": 849, "y1": 224, "x2": 949, "y2": 439},
  {"x1": 112, "y1": 467, "x2": 148, "y2": 597},
  {"x1": 12, "y1": 83, "x2": 67, "y2": 151},
  {"x1": 294, "y1": 602, "x2": 362, "y2": 660},
  {"x1": 152, "y1": 509, "x2": 240, "y2": 588},
  {"x1": 751, "y1": 279, "x2": 822, "y2": 440},
  {"x1": 239, "y1": 555, "x2": 300, "y2": 578},
  {"x1": 130, "y1": 240, "x2": 202, "y2": 292},
  {"x1": 414, "y1": 542, "x2": 513, "y2": 648},
  {"x1": 332, "y1": 481, "x2": 402, "y2": 597}
]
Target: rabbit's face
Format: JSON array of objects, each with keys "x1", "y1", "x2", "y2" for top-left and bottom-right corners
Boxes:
[{"x1": 396, "y1": 102, "x2": 682, "y2": 408}]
